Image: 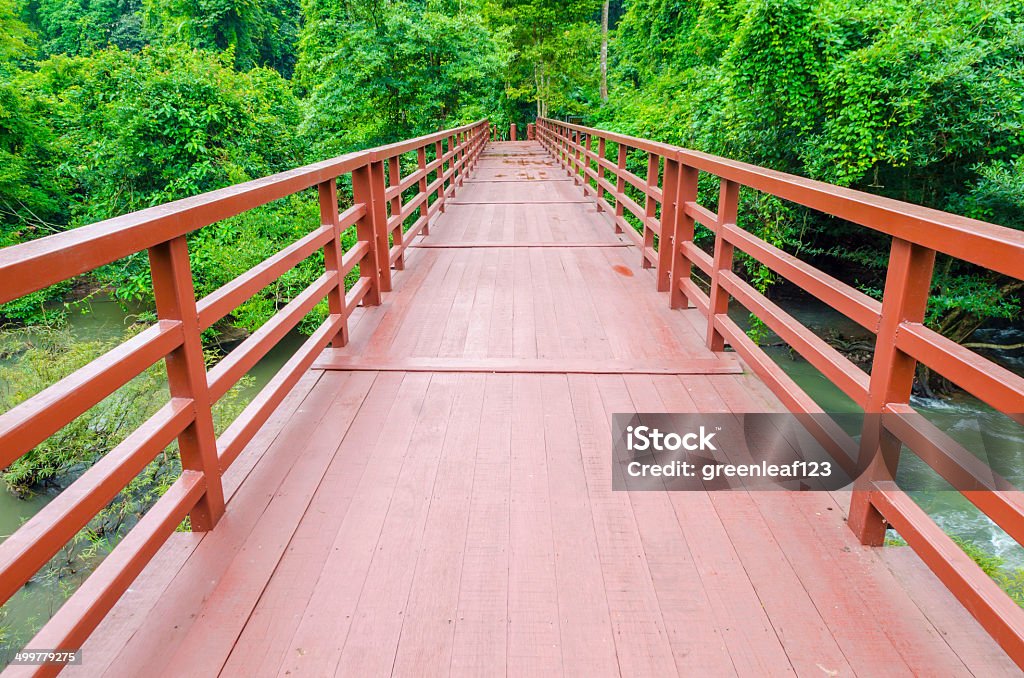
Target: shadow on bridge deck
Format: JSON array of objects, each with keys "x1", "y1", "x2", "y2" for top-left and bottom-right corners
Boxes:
[{"x1": 72, "y1": 142, "x2": 1015, "y2": 677}]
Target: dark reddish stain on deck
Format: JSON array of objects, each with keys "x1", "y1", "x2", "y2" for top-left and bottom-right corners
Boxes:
[{"x1": 613, "y1": 263, "x2": 633, "y2": 277}]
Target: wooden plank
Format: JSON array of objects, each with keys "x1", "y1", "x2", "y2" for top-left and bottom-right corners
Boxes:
[
  {"x1": 347, "y1": 248, "x2": 445, "y2": 358},
  {"x1": 158, "y1": 371, "x2": 378, "y2": 675},
  {"x1": 272, "y1": 374, "x2": 456, "y2": 675},
  {"x1": 221, "y1": 371, "x2": 415, "y2": 676},
  {"x1": 437, "y1": 250, "x2": 484, "y2": 357},
  {"x1": 463, "y1": 240, "x2": 499, "y2": 358},
  {"x1": 391, "y1": 374, "x2": 487, "y2": 676},
  {"x1": 539, "y1": 374, "x2": 618, "y2": 676},
  {"x1": 688, "y1": 377, "x2": 857, "y2": 676},
  {"x1": 645, "y1": 375, "x2": 798, "y2": 675},
  {"x1": 485, "y1": 246, "x2": 514, "y2": 358},
  {"x1": 879, "y1": 546, "x2": 1021, "y2": 675},
  {"x1": 314, "y1": 354, "x2": 741, "y2": 374},
  {"x1": 103, "y1": 371, "x2": 356, "y2": 675},
  {"x1": 220, "y1": 370, "x2": 321, "y2": 501},
  {"x1": 511, "y1": 247, "x2": 537, "y2": 359},
  {"x1": 330, "y1": 374, "x2": 460, "y2": 675},
  {"x1": 269, "y1": 373, "x2": 437, "y2": 676},
  {"x1": 618, "y1": 375, "x2": 739, "y2": 675},
  {"x1": 507, "y1": 374, "x2": 562, "y2": 675},
  {"x1": 577, "y1": 374, "x2": 678, "y2": 675},
  {"x1": 450, "y1": 374, "x2": 512, "y2": 675},
  {"x1": 66, "y1": 533, "x2": 204, "y2": 677},
  {"x1": 529, "y1": 248, "x2": 564, "y2": 359},
  {"x1": 409, "y1": 241, "x2": 630, "y2": 248}
]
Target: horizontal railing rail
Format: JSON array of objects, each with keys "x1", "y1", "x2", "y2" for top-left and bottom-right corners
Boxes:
[
  {"x1": 0, "y1": 118, "x2": 489, "y2": 675},
  {"x1": 537, "y1": 116, "x2": 1024, "y2": 667}
]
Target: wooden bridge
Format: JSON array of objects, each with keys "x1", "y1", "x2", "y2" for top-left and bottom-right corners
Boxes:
[{"x1": 1, "y1": 118, "x2": 1023, "y2": 676}]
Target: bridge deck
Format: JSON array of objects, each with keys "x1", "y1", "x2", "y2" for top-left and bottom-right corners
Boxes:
[{"x1": 74, "y1": 142, "x2": 1014, "y2": 676}]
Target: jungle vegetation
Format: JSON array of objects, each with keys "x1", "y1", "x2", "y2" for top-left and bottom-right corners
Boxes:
[
  {"x1": 1, "y1": 0, "x2": 1020, "y2": 345},
  {"x1": 0, "y1": 0, "x2": 1021, "y2": 600}
]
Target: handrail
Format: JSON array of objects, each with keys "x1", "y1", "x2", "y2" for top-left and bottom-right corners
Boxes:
[
  {"x1": 537, "y1": 116, "x2": 1024, "y2": 668},
  {"x1": 0, "y1": 118, "x2": 490, "y2": 669}
]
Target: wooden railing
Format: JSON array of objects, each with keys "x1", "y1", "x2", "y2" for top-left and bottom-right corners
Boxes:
[
  {"x1": 537, "y1": 117, "x2": 1024, "y2": 666},
  {"x1": 0, "y1": 119, "x2": 489, "y2": 673}
]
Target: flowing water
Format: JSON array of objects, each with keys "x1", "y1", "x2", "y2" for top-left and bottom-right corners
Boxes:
[
  {"x1": 744, "y1": 297, "x2": 1024, "y2": 569},
  {"x1": 0, "y1": 296, "x2": 305, "y2": 661},
  {"x1": 1, "y1": 294, "x2": 1022, "y2": 660}
]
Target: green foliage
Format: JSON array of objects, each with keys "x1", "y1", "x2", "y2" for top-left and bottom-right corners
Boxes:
[
  {"x1": 0, "y1": 327, "x2": 168, "y2": 493},
  {"x1": 144, "y1": 0, "x2": 300, "y2": 74},
  {"x1": 298, "y1": 0, "x2": 504, "y2": 153},
  {"x1": 486, "y1": 0, "x2": 603, "y2": 120},
  {"x1": 597, "y1": 0, "x2": 1024, "y2": 346},
  {"x1": 23, "y1": 0, "x2": 146, "y2": 56},
  {"x1": 0, "y1": 0, "x2": 33, "y2": 63},
  {"x1": 0, "y1": 325, "x2": 249, "y2": 504},
  {"x1": 24, "y1": 44, "x2": 302, "y2": 219}
]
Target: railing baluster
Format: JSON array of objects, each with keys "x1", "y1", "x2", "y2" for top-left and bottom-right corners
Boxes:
[
  {"x1": 147, "y1": 236, "x2": 225, "y2": 531},
  {"x1": 583, "y1": 134, "x2": 594, "y2": 199},
  {"x1": 417, "y1": 146, "x2": 430, "y2": 236},
  {"x1": 573, "y1": 131, "x2": 583, "y2": 183},
  {"x1": 706, "y1": 179, "x2": 740, "y2": 351},
  {"x1": 458, "y1": 131, "x2": 467, "y2": 186},
  {"x1": 318, "y1": 179, "x2": 348, "y2": 347},
  {"x1": 435, "y1": 139, "x2": 446, "y2": 214},
  {"x1": 351, "y1": 161, "x2": 386, "y2": 303},
  {"x1": 849, "y1": 238, "x2": 936, "y2": 545},
  {"x1": 669, "y1": 162, "x2": 698, "y2": 306},
  {"x1": 642, "y1": 152, "x2": 658, "y2": 270},
  {"x1": 448, "y1": 134, "x2": 456, "y2": 195},
  {"x1": 388, "y1": 156, "x2": 405, "y2": 271},
  {"x1": 656, "y1": 158, "x2": 678, "y2": 293},
  {"x1": 614, "y1": 144, "x2": 627, "y2": 234}
]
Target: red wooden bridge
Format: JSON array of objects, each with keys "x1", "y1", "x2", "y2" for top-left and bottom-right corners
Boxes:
[{"x1": 1, "y1": 118, "x2": 1023, "y2": 676}]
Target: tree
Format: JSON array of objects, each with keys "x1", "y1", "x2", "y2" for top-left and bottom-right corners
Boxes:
[
  {"x1": 22, "y1": 0, "x2": 147, "y2": 57},
  {"x1": 600, "y1": 0, "x2": 608, "y2": 102},
  {"x1": 298, "y1": 0, "x2": 504, "y2": 153},
  {"x1": 143, "y1": 0, "x2": 301, "y2": 74}
]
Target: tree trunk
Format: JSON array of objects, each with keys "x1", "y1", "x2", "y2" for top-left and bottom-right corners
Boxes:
[{"x1": 600, "y1": 0, "x2": 609, "y2": 102}]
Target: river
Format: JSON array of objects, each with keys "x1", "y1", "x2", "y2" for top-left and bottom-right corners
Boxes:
[
  {"x1": 1, "y1": 293, "x2": 1022, "y2": 660},
  {"x1": 0, "y1": 296, "x2": 306, "y2": 661}
]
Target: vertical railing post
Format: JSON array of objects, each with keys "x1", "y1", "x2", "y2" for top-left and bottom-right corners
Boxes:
[
  {"x1": 452, "y1": 132, "x2": 461, "y2": 187},
  {"x1": 510, "y1": 123, "x2": 517, "y2": 141},
  {"x1": 849, "y1": 239, "x2": 936, "y2": 545},
  {"x1": 318, "y1": 179, "x2": 349, "y2": 347},
  {"x1": 457, "y1": 131, "x2": 466, "y2": 186},
  {"x1": 656, "y1": 158, "x2": 679, "y2": 293},
  {"x1": 148, "y1": 237, "x2": 225, "y2": 531},
  {"x1": 435, "y1": 139, "x2": 446, "y2": 214},
  {"x1": 387, "y1": 155, "x2": 404, "y2": 271},
  {"x1": 705, "y1": 179, "x2": 740, "y2": 351},
  {"x1": 584, "y1": 133, "x2": 594, "y2": 199},
  {"x1": 596, "y1": 137, "x2": 607, "y2": 212},
  {"x1": 565, "y1": 127, "x2": 573, "y2": 175},
  {"x1": 669, "y1": 162, "x2": 698, "y2": 307},
  {"x1": 573, "y1": 131, "x2": 583, "y2": 183},
  {"x1": 417, "y1": 145, "x2": 430, "y2": 236},
  {"x1": 351, "y1": 160, "x2": 386, "y2": 302},
  {"x1": 446, "y1": 135, "x2": 455, "y2": 198},
  {"x1": 614, "y1": 144, "x2": 627, "y2": 234},
  {"x1": 642, "y1": 152, "x2": 659, "y2": 270}
]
